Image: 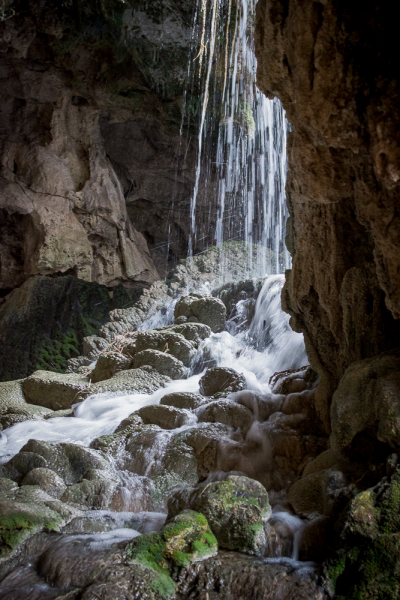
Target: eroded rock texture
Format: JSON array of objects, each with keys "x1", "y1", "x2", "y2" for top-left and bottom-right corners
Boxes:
[
  {"x1": 0, "y1": 0, "x2": 207, "y2": 380},
  {"x1": 0, "y1": 0, "x2": 203, "y2": 290},
  {"x1": 255, "y1": 0, "x2": 400, "y2": 395}
]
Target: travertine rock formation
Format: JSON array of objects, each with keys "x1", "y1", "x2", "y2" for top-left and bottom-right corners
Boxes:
[
  {"x1": 255, "y1": 0, "x2": 400, "y2": 395},
  {"x1": 0, "y1": 0, "x2": 200, "y2": 293}
]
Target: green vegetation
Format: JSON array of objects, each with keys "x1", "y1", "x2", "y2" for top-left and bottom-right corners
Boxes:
[
  {"x1": 126, "y1": 510, "x2": 218, "y2": 599},
  {"x1": 324, "y1": 467, "x2": 400, "y2": 599}
]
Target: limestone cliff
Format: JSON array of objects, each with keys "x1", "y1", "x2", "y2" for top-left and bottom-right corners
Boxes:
[
  {"x1": 0, "y1": 0, "x2": 200, "y2": 293},
  {"x1": 255, "y1": 0, "x2": 400, "y2": 398},
  {"x1": 0, "y1": 0, "x2": 202, "y2": 379}
]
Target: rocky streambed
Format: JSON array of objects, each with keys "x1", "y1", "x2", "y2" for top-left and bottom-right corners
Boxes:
[{"x1": 1, "y1": 275, "x2": 396, "y2": 599}]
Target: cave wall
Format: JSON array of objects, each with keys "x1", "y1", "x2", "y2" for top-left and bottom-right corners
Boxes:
[
  {"x1": 255, "y1": 0, "x2": 400, "y2": 397},
  {"x1": 0, "y1": 0, "x2": 201, "y2": 294},
  {"x1": 0, "y1": 0, "x2": 204, "y2": 379}
]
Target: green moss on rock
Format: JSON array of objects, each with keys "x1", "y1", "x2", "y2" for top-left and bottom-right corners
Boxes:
[
  {"x1": 324, "y1": 467, "x2": 400, "y2": 599},
  {"x1": 0, "y1": 276, "x2": 143, "y2": 381},
  {"x1": 168, "y1": 475, "x2": 271, "y2": 554},
  {"x1": 126, "y1": 510, "x2": 218, "y2": 599}
]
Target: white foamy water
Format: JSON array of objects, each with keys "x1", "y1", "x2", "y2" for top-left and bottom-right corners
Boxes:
[
  {"x1": 196, "y1": 275, "x2": 308, "y2": 393},
  {"x1": 0, "y1": 375, "x2": 201, "y2": 465},
  {"x1": 0, "y1": 275, "x2": 307, "y2": 465}
]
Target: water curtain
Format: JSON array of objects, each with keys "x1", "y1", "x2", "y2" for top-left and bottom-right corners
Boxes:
[{"x1": 183, "y1": 0, "x2": 290, "y2": 277}]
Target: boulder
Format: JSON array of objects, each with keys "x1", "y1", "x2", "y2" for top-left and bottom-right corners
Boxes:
[
  {"x1": 174, "y1": 294, "x2": 227, "y2": 333},
  {"x1": 82, "y1": 335, "x2": 109, "y2": 358},
  {"x1": 76, "y1": 367, "x2": 171, "y2": 402},
  {"x1": 44, "y1": 408, "x2": 74, "y2": 419},
  {"x1": 177, "y1": 549, "x2": 327, "y2": 600},
  {"x1": 133, "y1": 350, "x2": 188, "y2": 380},
  {"x1": 228, "y1": 389, "x2": 285, "y2": 421},
  {"x1": 302, "y1": 449, "x2": 339, "y2": 478},
  {"x1": 126, "y1": 510, "x2": 218, "y2": 599},
  {"x1": 161, "y1": 391, "x2": 209, "y2": 410},
  {"x1": 158, "y1": 323, "x2": 212, "y2": 347},
  {"x1": 168, "y1": 475, "x2": 271, "y2": 554},
  {"x1": 135, "y1": 330, "x2": 196, "y2": 366},
  {"x1": 136, "y1": 404, "x2": 191, "y2": 430},
  {"x1": 288, "y1": 468, "x2": 347, "y2": 517},
  {"x1": 21, "y1": 467, "x2": 66, "y2": 499},
  {"x1": 0, "y1": 379, "x2": 52, "y2": 430},
  {"x1": 331, "y1": 350, "x2": 400, "y2": 460},
  {"x1": 1, "y1": 439, "x2": 114, "y2": 486},
  {"x1": 22, "y1": 370, "x2": 90, "y2": 410},
  {"x1": 0, "y1": 481, "x2": 75, "y2": 559},
  {"x1": 90, "y1": 352, "x2": 133, "y2": 383},
  {"x1": 196, "y1": 399, "x2": 254, "y2": 435},
  {"x1": 199, "y1": 367, "x2": 245, "y2": 397}
]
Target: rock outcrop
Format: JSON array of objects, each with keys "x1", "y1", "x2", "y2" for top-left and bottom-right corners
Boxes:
[{"x1": 255, "y1": 0, "x2": 400, "y2": 396}]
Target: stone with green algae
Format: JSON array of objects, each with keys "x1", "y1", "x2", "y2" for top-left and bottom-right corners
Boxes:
[
  {"x1": 0, "y1": 480, "x2": 75, "y2": 558},
  {"x1": 167, "y1": 475, "x2": 271, "y2": 554},
  {"x1": 126, "y1": 510, "x2": 218, "y2": 599},
  {"x1": 323, "y1": 466, "x2": 400, "y2": 599}
]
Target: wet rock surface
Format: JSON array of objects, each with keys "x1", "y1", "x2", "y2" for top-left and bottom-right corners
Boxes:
[
  {"x1": 199, "y1": 367, "x2": 246, "y2": 397},
  {"x1": 255, "y1": 0, "x2": 400, "y2": 398},
  {"x1": 174, "y1": 294, "x2": 227, "y2": 333},
  {"x1": 168, "y1": 475, "x2": 271, "y2": 554}
]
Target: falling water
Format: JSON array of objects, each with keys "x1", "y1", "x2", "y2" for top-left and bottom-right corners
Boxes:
[{"x1": 183, "y1": 0, "x2": 290, "y2": 276}]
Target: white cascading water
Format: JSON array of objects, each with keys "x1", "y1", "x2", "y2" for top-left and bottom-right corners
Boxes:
[
  {"x1": 184, "y1": 0, "x2": 290, "y2": 277},
  {"x1": 0, "y1": 276, "x2": 307, "y2": 465}
]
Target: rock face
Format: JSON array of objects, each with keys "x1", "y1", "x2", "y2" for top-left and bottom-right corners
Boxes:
[
  {"x1": 255, "y1": 0, "x2": 400, "y2": 394},
  {"x1": 0, "y1": 0, "x2": 198, "y2": 291}
]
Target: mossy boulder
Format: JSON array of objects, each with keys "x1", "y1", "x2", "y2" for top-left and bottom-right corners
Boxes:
[
  {"x1": 174, "y1": 294, "x2": 226, "y2": 333},
  {"x1": 199, "y1": 367, "x2": 246, "y2": 397},
  {"x1": 22, "y1": 370, "x2": 91, "y2": 410},
  {"x1": 160, "y1": 391, "x2": 209, "y2": 410},
  {"x1": 0, "y1": 480, "x2": 75, "y2": 558},
  {"x1": 133, "y1": 350, "x2": 188, "y2": 380},
  {"x1": 324, "y1": 466, "x2": 400, "y2": 598},
  {"x1": 136, "y1": 404, "x2": 191, "y2": 430},
  {"x1": 167, "y1": 475, "x2": 271, "y2": 554},
  {"x1": 126, "y1": 510, "x2": 218, "y2": 599}
]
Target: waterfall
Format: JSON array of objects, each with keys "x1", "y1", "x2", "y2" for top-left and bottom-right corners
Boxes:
[{"x1": 182, "y1": 0, "x2": 290, "y2": 276}]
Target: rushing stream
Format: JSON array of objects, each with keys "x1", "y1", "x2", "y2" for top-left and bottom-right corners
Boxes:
[
  {"x1": 0, "y1": 276, "x2": 306, "y2": 465},
  {"x1": 0, "y1": 282, "x2": 322, "y2": 598}
]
